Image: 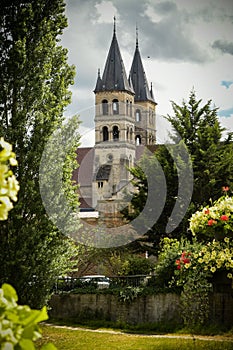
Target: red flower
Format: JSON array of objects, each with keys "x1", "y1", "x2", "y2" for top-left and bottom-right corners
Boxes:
[
  {"x1": 208, "y1": 219, "x2": 217, "y2": 226},
  {"x1": 222, "y1": 186, "x2": 229, "y2": 192},
  {"x1": 175, "y1": 259, "x2": 181, "y2": 269},
  {"x1": 183, "y1": 258, "x2": 190, "y2": 264},
  {"x1": 204, "y1": 209, "x2": 210, "y2": 215},
  {"x1": 220, "y1": 215, "x2": 229, "y2": 221},
  {"x1": 176, "y1": 252, "x2": 191, "y2": 269}
]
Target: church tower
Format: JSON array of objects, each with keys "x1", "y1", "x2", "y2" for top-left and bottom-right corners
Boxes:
[
  {"x1": 92, "y1": 19, "x2": 157, "y2": 218},
  {"x1": 129, "y1": 27, "x2": 157, "y2": 145}
]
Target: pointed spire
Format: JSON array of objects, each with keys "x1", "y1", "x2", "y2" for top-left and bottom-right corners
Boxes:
[
  {"x1": 150, "y1": 82, "x2": 155, "y2": 101},
  {"x1": 98, "y1": 19, "x2": 134, "y2": 93},
  {"x1": 129, "y1": 30, "x2": 156, "y2": 103},
  {"x1": 94, "y1": 68, "x2": 103, "y2": 92}
]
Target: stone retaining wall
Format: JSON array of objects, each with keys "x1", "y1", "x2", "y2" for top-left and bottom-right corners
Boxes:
[
  {"x1": 49, "y1": 291, "x2": 233, "y2": 327},
  {"x1": 49, "y1": 293, "x2": 181, "y2": 325}
]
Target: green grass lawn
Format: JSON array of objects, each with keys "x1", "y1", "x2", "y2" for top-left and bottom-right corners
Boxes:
[{"x1": 37, "y1": 325, "x2": 233, "y2": 350}]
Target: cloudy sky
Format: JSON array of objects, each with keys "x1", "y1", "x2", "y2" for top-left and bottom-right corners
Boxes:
[{"x1": 61, "y1": 0, "x2": 233, "y2": 146}]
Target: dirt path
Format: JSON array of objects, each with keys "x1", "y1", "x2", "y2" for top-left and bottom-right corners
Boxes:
[{"x1": 44, "y1": 323, "x2": 233, "y2": 343}]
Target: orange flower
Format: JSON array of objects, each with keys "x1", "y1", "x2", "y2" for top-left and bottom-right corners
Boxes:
[
  {"x1": 222, "y1": 186, "x2": 229, "y2": 192},
  {"x1": 207, "y1": 219, "x2": 217, "y2": 226}
]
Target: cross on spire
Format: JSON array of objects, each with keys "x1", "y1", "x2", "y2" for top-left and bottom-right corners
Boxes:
[
  {"x1": 113, "y1": 16, "x2": 116, "y2": 34},
  {"x1": 136, "y1": 24, "x2": 139, "y2": 48}
]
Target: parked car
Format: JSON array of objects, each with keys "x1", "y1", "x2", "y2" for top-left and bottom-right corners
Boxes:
[{"x1": 80, "y1": 275, "x2": 110, "y2": 289}]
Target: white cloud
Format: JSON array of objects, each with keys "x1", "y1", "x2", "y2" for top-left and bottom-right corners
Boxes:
[{"x1": 94, "y1": 1, "x2": 119, "y2": 24}]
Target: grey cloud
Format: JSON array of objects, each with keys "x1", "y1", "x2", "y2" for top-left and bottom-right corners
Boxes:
[
  {"x1": 155, "y1": 1, "x2": 177, "y2": 14},
  {"x1": 212, "y1": 40, "x2": 233, "y2": 55},
  {"x1": 106, "y1": 0, "x2": 208, "y2": 63}
]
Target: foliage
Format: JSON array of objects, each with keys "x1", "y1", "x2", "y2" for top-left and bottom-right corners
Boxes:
[
  {"x1": 117, "y1": 286, "x2": 143, "y2": 303},
  {"x1": 122, "y1": 146, "x2": 180, "y2": 252},
  {"x1": 165, "y1": 89, "x2": 233, "y2": 206},
  {"x1": 0, "y1": 283, "x2": 56, "y2": 350},
  {"x1": 155, "y1": 189, "x2": 233, "y2": 328},
  {"x1": 155, "y1": 237, "x2": 213, "y2": 327},
  {"x1": 179, "y1": 269, "x2": 212, "y2": 329},
  {"x1": 192, "y1": 238, "x2": 233, "y2": 278},
  {"x1": 154, "y1": 237, "x2": 203, "y2": 290},
  {"x1": 190, "y1": 190, "x2": 233, "y2": 241},
  {"x1": 0, "y1": 138, "x2": 19, "y2": 221},
  {"x1": 116, "y1": 255, "x2": 153, "y2": 276},
  {"x1": 0, "y1": 0, "x2": 80, "y2": 308},
  {"x1": 122, "y1": 90, "x2": 233, "y2": 253}
]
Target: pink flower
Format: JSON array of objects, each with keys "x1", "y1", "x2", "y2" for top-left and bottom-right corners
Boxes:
[{"x1": 222, "y1": 186, "x2": 229, "y2": 192}]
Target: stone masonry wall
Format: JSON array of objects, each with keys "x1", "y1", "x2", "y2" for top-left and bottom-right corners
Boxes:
[{"x1": 49, "y1": 293, "x2": 181, "y2": 325}]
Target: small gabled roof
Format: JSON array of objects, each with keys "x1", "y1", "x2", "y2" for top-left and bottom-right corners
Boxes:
[
  {"x1": 95, "y1": 164, "x2": 112, "y2": 181},
  {"x1": 94, "y1": 18, "x2": 134, "y2": 94},
  {"x1": 129, "y1": 32, "x2": 156, "y2": 104}
]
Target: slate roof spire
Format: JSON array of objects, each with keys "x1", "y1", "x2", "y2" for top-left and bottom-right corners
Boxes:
[
  {"x1": 94, "y1": 17, "x2": 134, "y2": 94},
  {"x1": 129, "y1": 26, "x2": 156, "y2": 103}
]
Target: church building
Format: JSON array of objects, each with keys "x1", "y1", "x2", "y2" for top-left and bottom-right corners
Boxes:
[{"x1": 74, "y1": 19, "x2": 157, "y2": 224}]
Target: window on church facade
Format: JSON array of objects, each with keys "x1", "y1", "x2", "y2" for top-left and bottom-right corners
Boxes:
[
  {"x1": 135, "y1": 135, "x2": 141, "y2": 145},
  {"x1": 102, "y1": 99, "x2": 108, "y2": 115},
  {"x1": 130, "y1": 127, "x2": 133, "y2": 141},
  {"x1": 102, "y1": 126, "x2": 109, "y2": 141},
  {"x1": 113, "y1": 125, "x2": 119, "y2": 140},
  {"x1": 135, "y1": 109, "x2": 141, "y2": 122},
  {"x1": 98, "y1": 181, "x2": 104, "y2": 188},
  {"x1": 112, "y1": 99, "x2": 119, "y2": 114},
  {"x1": 126, "y1": 100, "x2": 129, "y2": 115}
]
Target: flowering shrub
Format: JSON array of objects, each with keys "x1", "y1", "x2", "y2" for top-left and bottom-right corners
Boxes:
[
  {"x1": 175, "y1": 251, "x2": 191, "y2": 270},
  {"x1": 190, "y1": 190, "x2": 233, "y2": 240},
  {"x1": 0, "y1": 138, "x2": 19, "y2": 220},
  {"x1": 193, "y1": 237, "x2": 233, "y2": 279}
]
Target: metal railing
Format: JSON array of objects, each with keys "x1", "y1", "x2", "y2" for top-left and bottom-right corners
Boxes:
[{"x1": 53, "y1": 274, "x2": 154, "y2": 292}]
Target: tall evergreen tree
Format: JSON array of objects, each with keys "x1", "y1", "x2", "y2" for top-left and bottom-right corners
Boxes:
[
  {"x1": 0, "y1": 0, "x2": 80, "y2": 308},
  {"x1": 166, "y1": 90, "x2": 233, "y2": 205},
  {"x1": 123, "y1": 90, "x2": 233, "y2": 251}
]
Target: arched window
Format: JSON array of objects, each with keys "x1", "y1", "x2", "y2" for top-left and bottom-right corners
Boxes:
[
  {"x1": 112, "y1": 99, "x2": 119, "y2": 114},
  {"x1": 130, "y1": 101, "x2": 132, "y2": 117},
  {"x1": 126, "y1": 100, "x2": 129, "y2": 115},
  {"x1": 102, "y1": 99, "x2": 108, "y2": 115},
  {"x1": 130, "y1": 128, "x2": 133, "y2": 141},
  {"x1": 135, "y1": 109, "x2": 141, "y2": 122},
  {"x1": 113, "y1": 126, "x2": 119, "y2": 141},
  {"x1": 135, "y1": 135, "x2": 141, "y2": 145},
  {"x1": 102, "y1": 126, "x2": 109, "y2": 141},
  {"x1": 126, "y1": 126, "x2": 129, "y2": 140}
]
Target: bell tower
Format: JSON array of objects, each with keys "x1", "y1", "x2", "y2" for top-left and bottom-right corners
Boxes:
[
  {"x1": 91, "y1": 20, "x2": 157, "y2": 221},
  {"x1": 92, "y1": 18, "x2": 136, "y2": 213}
]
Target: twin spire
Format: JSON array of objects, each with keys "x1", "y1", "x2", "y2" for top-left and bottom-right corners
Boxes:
[{"x1": 94, "y1": 18, "x2": 156, "y2": 104}]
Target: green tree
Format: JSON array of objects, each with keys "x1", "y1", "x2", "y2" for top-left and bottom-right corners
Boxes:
[
  {"x1": 123, "y1": 90, "x2": 233, "y2": 251},
  {"x1": 0, "y1": 0, "x2": 80, "y2": 308},
  {"x1": 166, "y1": 89, "x2": 233, "y2": 206}
]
